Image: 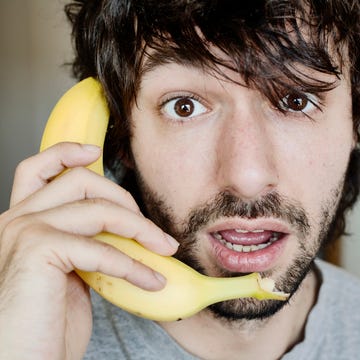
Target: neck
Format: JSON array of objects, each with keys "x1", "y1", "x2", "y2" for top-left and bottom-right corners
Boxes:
[{"x1": 159, "y1": 267, "x2": 320, "y2": 360}]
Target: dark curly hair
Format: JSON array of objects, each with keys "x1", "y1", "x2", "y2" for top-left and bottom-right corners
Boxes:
[{"x1": 65, "y1": 0, "x2": 360, "y2": 245}]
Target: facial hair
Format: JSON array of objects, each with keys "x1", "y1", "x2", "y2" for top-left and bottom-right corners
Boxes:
[{"x1": 133, "y1": 171, "x2": 344, "y2": 322}]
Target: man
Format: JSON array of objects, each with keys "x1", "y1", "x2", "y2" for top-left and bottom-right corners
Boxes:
[{"x1": 0, "y1": 0, "x2": 359, "y2": 359}]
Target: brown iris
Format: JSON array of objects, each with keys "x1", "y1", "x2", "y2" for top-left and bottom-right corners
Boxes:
[
  {"x1": 285, "y1": 93, "x2": 309, "y2": 111},
  {"x1": 174, "y1": 98, "x2": 195, "y2": 117}
]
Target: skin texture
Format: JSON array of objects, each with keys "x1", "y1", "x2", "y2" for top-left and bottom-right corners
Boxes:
[{"x1": 0, "y1": 48, "x2": 356, "y2": 360}]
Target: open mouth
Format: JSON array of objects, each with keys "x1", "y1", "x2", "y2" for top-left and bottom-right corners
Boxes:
[
  {"x1": 208, "y1": 224, "x2": 290, "y2": 272},
  {"x1": 211, "y1": 229, "x2": 286, "y2": 253}
]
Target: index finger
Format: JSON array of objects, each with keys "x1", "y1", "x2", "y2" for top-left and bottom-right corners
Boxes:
[{"x1": 10, "y1": 142, "x2": 101, "y2": 207}]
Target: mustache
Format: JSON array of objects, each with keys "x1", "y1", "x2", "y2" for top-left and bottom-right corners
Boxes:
[{"x1": 181, "y1": 191, "x2": 310, "y2": 238}]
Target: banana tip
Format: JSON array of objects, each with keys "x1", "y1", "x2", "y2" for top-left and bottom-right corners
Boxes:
[{"x1": 258, "y1": 276, "x2": 290, "y2": 300}]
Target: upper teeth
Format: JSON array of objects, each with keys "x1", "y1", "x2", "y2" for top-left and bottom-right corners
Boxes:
[
  {"x1": 235, "y1": 229, "x2": 264, "y2": 233},
  {"x1": 213, "y1": 231, "x2": 280, "y2": 253}
]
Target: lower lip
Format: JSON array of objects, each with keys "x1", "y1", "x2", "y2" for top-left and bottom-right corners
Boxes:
[{"x1": 209, "y1": 235, "x2": 288, "y2": 273}]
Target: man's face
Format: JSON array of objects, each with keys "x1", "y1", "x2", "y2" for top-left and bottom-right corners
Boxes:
[{"x1": 129, "y1": 59, "x2": 354, "y2": 320}]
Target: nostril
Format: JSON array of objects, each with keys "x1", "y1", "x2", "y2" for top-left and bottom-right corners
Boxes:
[{"x1": 219, "y1": 176, "x2": 278, "y2": 202}]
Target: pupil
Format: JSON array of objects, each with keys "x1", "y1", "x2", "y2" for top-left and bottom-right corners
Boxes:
[
  {"x1": 288, "y1": 94, "x2": 307, "y2": 111},
  {"x1": 175, "y1": 98, "x2": 194, "y2": 117}
]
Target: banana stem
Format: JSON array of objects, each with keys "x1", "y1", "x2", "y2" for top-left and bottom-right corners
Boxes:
[{"x1": 199, "y1": 273, "x2": 288, "y2": 307}]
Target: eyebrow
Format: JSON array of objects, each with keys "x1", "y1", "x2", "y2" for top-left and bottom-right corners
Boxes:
[
  {"x1": 140, "y1": 47, "x2": 342, "y2": 95},
  {"x1": 141, "y1": 48, "x2": 207, "y2": 79}
]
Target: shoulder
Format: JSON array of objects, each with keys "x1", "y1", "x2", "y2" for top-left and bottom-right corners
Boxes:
[
  {"x1": 315, "y1": 258, "x2": 360, "y2": 312},
  {"x1": 316, "y1": 259, "x2": 360, "y2": 295},
  {"x1": 314, "y1": 259, "x2": 360, "y2": 355}
]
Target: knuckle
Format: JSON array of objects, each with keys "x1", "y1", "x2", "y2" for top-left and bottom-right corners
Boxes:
[
  {"x1": 121, "y1": 188, "x2": 141, "y2": 212},
  {"x1": 13, "y1": 156, "x2": 36, "y2": 178},
  {"x1": 121, "y1": 258, "x2": 137, "y2": 282},
  {"x1": 97, "y1": 241, "x2": 115, "y2": 258},
  {"x1": 143, "y1": 217, "x2": 158, "y2": 233},
  {"x1": 2, "y1": 214, "x2": 31, "y2": 239},
  {"x1": 1, "y1": 215, "x2": 48, "y2": 255},
  {"x1": 121, "y1": 187, "x2": 133, "y2": 201},
  {"x1": 95, "y1": 240, "x2": 135, "y2": 280},
  {"x1": 6, "y1": 215, "x2": 44, "y2": 241},
  {"x1": 96, "y1": 240, "x2": 122, "y2": 267},
  {"x1": 116, "y1": 253, "x2": 136, "y2": 280}
]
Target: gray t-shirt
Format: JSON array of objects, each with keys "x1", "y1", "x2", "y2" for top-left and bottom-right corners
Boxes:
[{"x1": 84, "y1": 259, "x2": 360, "y2": 359}]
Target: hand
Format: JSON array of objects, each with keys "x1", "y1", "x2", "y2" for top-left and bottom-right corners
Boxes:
[{"x1": 0, "y1": 142, "x2": 178, "y2": 360}]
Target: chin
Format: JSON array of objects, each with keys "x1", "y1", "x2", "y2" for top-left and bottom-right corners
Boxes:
[
  {"x1": 206, "y1": 256, "x2": 316, "y2": 323},
  {"x1": 208, "y1": 297, "x2": 289, "y2": 322}
]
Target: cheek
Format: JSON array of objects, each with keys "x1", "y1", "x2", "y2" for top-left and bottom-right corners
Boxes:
[
  {"x1": 311, "y1": 134, "x2": 351, "y2": 186},
  {"x1": 281, "y1": 124, "x2": 353, "y2": 227},
  {"x1": 131, "y1": 133, "x2": 213, "y2": 219}
]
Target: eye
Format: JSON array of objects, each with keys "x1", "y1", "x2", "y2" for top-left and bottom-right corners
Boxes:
[
  {"x1": 162, "y1": 96, "x2": 208, "y2": 120},
  {"x1": 280, "y1": 92, "x2": 319, "y2": 114}
]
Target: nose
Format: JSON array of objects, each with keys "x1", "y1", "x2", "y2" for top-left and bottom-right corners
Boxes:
[{"x1": 215, "y1": 104, "x2": 279, "y2": 200}]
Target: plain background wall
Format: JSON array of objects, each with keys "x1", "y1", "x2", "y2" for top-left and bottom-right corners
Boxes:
[
  {"x1": 1, "y1": 1, "x2": 359, "y2": 278},
  {"x1": 0, "y1": 0, "x2": 74, "y2": 211}
]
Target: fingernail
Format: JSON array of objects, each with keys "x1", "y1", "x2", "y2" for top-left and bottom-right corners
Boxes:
[
  {"x1": 82, "y1": 144, "x2": 101, "y2": 152},
  {"x1": 166, "y1": 234, "x2": 179, "y2": 249},
  {"x1": 154, "y1": 270, "x2": 167, "y2": 286}
]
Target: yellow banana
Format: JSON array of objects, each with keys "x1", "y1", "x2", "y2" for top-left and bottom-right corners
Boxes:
[
  {"x1": 40, "y1": 77, "x2": 289, "y2": 322},
  {"x1": 40, "y1": 78, "x2": 108, "y2": 174}
]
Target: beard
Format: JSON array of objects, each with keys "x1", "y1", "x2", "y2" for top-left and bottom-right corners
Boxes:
[{"x1": 130, "y1": 169, "x2": 344, "y2": 322}]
